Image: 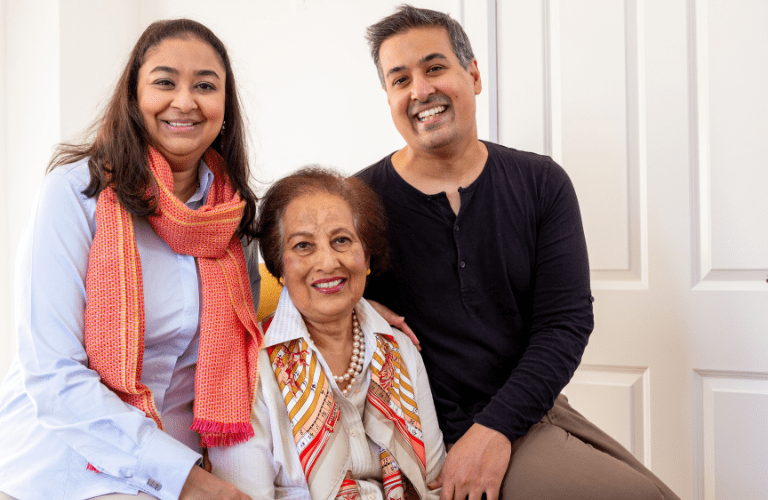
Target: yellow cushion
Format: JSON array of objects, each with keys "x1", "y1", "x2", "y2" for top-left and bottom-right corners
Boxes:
[{"x1": 257, "y1": 263, "x2": 282, "y2": 322}]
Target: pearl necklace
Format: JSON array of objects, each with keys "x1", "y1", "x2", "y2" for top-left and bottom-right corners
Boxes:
[{"x1": 333, "y1": 310, "x2": 365, "y2": 396}]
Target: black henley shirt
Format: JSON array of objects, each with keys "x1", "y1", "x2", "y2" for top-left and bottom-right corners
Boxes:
[{"x1": 356, "y1": 141, "x2": 594, "y2": 444}]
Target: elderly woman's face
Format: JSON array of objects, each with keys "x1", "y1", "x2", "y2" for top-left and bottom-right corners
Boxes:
[
  {"x1": 136, "y1": 37, "x2": 225, "y2": 171},
  {"x1": 281, "y1": 191, "x2": 369, "y2": 325}
]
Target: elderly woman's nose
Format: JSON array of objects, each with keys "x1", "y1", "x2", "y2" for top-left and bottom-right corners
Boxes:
[{"x1": 315, "y1": 244, "x2": 340, "y2": 269}]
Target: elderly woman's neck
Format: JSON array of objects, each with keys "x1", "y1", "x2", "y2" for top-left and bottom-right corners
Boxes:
[{"x1": 305, "y1": 315, "x2": 355, "y2": 352}]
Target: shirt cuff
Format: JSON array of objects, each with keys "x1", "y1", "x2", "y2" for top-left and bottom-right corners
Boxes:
[{"x1": 129, "y1": 427, "x2": 202, "y2": 500}]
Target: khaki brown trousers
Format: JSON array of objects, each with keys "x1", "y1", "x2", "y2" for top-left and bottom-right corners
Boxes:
[{"x1": 500, "y1": 394, "x2": 679, "y2": 500}]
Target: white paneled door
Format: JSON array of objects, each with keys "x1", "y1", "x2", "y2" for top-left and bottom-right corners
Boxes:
[{"x1": 492, "y1": 1, "x2": 768, "y2": 498}]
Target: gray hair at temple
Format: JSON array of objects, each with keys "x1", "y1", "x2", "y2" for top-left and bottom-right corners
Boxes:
[{"x1": 366, "y1": 4, "x2": 475, "y2": 87}]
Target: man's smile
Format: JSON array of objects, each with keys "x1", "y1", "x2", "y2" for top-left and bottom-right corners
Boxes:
[{"x1": 416, "y1": 105, "x2": 447, "y2": 122}]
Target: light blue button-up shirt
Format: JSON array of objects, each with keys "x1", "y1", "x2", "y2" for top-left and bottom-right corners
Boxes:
[{"x1": 0, "y1": 158, "x2": 260, "y2": 500}]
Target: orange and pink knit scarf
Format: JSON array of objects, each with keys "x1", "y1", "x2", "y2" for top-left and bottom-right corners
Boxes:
[{"x1": 84, "y1": 146, "x2": 262, "y2": 448}]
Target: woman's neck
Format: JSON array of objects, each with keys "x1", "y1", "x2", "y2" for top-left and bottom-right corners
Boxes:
[
  {"x1": 305, "y1": 315, "x2": 355, "y2": 375},
  {"x1": 171, "y1": 165, "x2": 200, "y2": 202},
  {"x1": 305, "y1": 315, "x2": 353, "y2": 350}
]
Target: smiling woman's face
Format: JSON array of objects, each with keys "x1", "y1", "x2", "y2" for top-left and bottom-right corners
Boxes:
[
  {"x1": 281, "y1": 191, "x2": 370, "y2": 326},
  {"x1": 136, "y1": 36, "x2": 225, "y2": 172}
]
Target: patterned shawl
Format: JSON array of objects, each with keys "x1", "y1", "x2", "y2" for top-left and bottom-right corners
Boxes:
[{"x1": 266, "y1": 316, "x2": 426, "y2": 500}]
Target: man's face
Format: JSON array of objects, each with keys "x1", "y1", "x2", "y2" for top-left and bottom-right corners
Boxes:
[{"x1": 378, "y1": 27, "x2": 481, "y2": 154}]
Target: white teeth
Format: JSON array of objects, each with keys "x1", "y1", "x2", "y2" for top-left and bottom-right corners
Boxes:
[
  {"x1": 314, "y1": 279, "x2": 343, "y2": 289},
  {"x1": 418, "y1": 106, "x2": 446, "y2": 121},
  {"x1": 167, "y1": 121, "x2": 195, "y2": 127}
]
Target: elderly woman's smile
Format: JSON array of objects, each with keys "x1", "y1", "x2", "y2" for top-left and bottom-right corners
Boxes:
[
  {"x1": 312, "y1": 277, "x2": 347, "y2": 293},
  {"x1": 281, "y1": 190, "x2": 370, "y2": 325}
]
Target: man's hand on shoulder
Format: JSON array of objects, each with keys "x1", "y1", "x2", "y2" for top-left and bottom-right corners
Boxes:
[
  {"x1": 428, "y1": 423, "x2": 511, "y2": 500},
  {"x1": 367, "y1": 300, "x2": 420, "y2": 350}
]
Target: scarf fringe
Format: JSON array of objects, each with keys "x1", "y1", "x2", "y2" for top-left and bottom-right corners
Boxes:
[
  {"x1": 193, "y1": 418, "x2": 255, "y2": 448},
  {"x1": 85, "y1": 146, "x2": 261, "y2": 451}
]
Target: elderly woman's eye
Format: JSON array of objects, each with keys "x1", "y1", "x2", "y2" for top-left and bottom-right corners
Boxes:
[
  {"x1": 333, "y1": 236, "x2": 351, "y2": 245},
  {"x1": 294, "y1": 242, "x2": 310, "y2": 251}
]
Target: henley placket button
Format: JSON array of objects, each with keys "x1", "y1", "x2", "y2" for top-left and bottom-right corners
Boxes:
[
  {"x1": 460, "y1": 261, "x2": 466, "y2": 268},
  {"x1": 455, "y1": 225, "x2": 459, "y2": 232}
]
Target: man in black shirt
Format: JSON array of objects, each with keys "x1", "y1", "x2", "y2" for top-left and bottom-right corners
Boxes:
[{"x1": 356, "y1": 5, "x2": 678, "y2": 500}]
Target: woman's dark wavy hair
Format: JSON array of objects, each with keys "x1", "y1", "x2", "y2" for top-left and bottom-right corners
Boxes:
[
  {"x1": 48, "y1": 18, "x2": 257, "y2": 238},
  {"x1": 256, "y1": 166, "x2": 389, "y2": 281}
]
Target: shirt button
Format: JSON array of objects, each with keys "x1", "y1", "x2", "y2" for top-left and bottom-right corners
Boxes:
[
  {"x1": 460, "y1": 261, "x2": 466, "y2": 268},
  {"x1": 368, "y1": 495, "x2": 376, "y2": 500},
  {"x1": 426, "y1": 195, "x2": 432, "y2": 200},
  {"x1": 455, "y1": 225, "x2": 460, "y2": 232},
  {"x1": 350, "y1": 429, "x2": 358, "y2": 437}
]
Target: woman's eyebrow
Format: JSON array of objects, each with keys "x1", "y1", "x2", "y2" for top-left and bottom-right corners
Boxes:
[{"x1": 148, "y1": 66, "x2": 221, "y2": 79}]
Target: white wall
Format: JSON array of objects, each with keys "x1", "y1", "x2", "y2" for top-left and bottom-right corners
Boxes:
[
  {"x1": 0, "y1": 0, "x2": 483, "y2": 379},
  {"x1": 0, "y1": 0, "x2": 10, "y2": 381}
]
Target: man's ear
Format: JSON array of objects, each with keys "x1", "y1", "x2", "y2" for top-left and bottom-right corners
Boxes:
[{"x1": 469, "y1": 59, "x2": 482, "y2": 94}]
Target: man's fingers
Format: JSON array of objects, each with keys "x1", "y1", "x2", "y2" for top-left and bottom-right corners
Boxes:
[
  {"x1": 367, "y1": 300, "x2": 421, "y2": 348},
  {"x1": 438, "y1": 480, "x2": 455, "y2": 500},
  {"x1": 427, "y1": 469, "x2": 443, "y2": 490},
  {"x1": 396, "y1": 317, "x2": 421, "y2": 349}
]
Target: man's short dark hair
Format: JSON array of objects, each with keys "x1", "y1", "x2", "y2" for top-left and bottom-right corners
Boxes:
[{"x1": 366, "y1": 4, "x2": 475, "y2": 86}]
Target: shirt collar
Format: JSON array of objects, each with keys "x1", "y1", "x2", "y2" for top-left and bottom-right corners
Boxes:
[
  {"x1": 263, "y1": 288, "x2": 393, "y2": 353},
  {"x1": 185, "y1": 160, "x2": 215, "y2": 208}
]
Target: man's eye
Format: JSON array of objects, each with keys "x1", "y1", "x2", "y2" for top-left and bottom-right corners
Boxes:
[
  {"x1": 427, "y1": 65, "x2": 444, "y2": 73},
  {"x1": 393, "y1": 76, "x2": 407, "y2": 86}
]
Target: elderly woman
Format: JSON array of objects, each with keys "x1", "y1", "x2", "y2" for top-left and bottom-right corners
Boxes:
[
  {"x1": 0, "y1": 19, "x2": 259, "y2": 500},
  {"x1": 210, "y1": 168, "x2": 445, "y2": 499}
]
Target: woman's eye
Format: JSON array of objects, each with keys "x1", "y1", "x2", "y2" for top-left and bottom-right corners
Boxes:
[
  {"x1": 294, "y1": 242, "x2": 311, "y2": 251},
  {"x1": 333, "y1": 237, "x2": 351, "y2": 246},
  {"x1": 153, "y1": 78, "x2": 174, "y2": 87},
  {"x1": 196, "y1": 82, "x2": 216, "y2": 91}
]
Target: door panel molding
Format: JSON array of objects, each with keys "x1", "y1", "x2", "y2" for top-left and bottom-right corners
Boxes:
[
  {"x1": 689, "y1": 0, "x2": 768, "y2": 291},
  {"x1": 563, "y1": 364, "x2": 650, "y2": 465},
  {"x1": 693, "y1": 370, "x2": 768, "y2": 499}
]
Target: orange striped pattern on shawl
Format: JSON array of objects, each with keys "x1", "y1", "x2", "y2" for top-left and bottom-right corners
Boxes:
[
  {"x1": 84, "y1": 146, "x2": 262, "y2": 448},
  {"x1": 268, "y1": 329, "x2": 425, "y2": 500}
]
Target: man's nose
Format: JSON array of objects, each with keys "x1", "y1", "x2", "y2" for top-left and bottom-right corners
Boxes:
[{"x1": 410, "y1": 74, "x2": 435, "y2": 102}]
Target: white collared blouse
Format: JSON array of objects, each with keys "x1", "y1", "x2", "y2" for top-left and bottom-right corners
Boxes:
[{"x1": 210, "y1": 288, "x2": 445, "y2": 500}]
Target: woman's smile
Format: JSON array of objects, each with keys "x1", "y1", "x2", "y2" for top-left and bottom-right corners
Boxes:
[
  {"x1": 281, "y1": 191, "x2": 369, "y2": 325},
  {"x1": 312, "y1": 277, "x2": 347, "y2": 293},
  {"x1": 136, "y1": 37, "x2": 225, "y2": 173}
]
